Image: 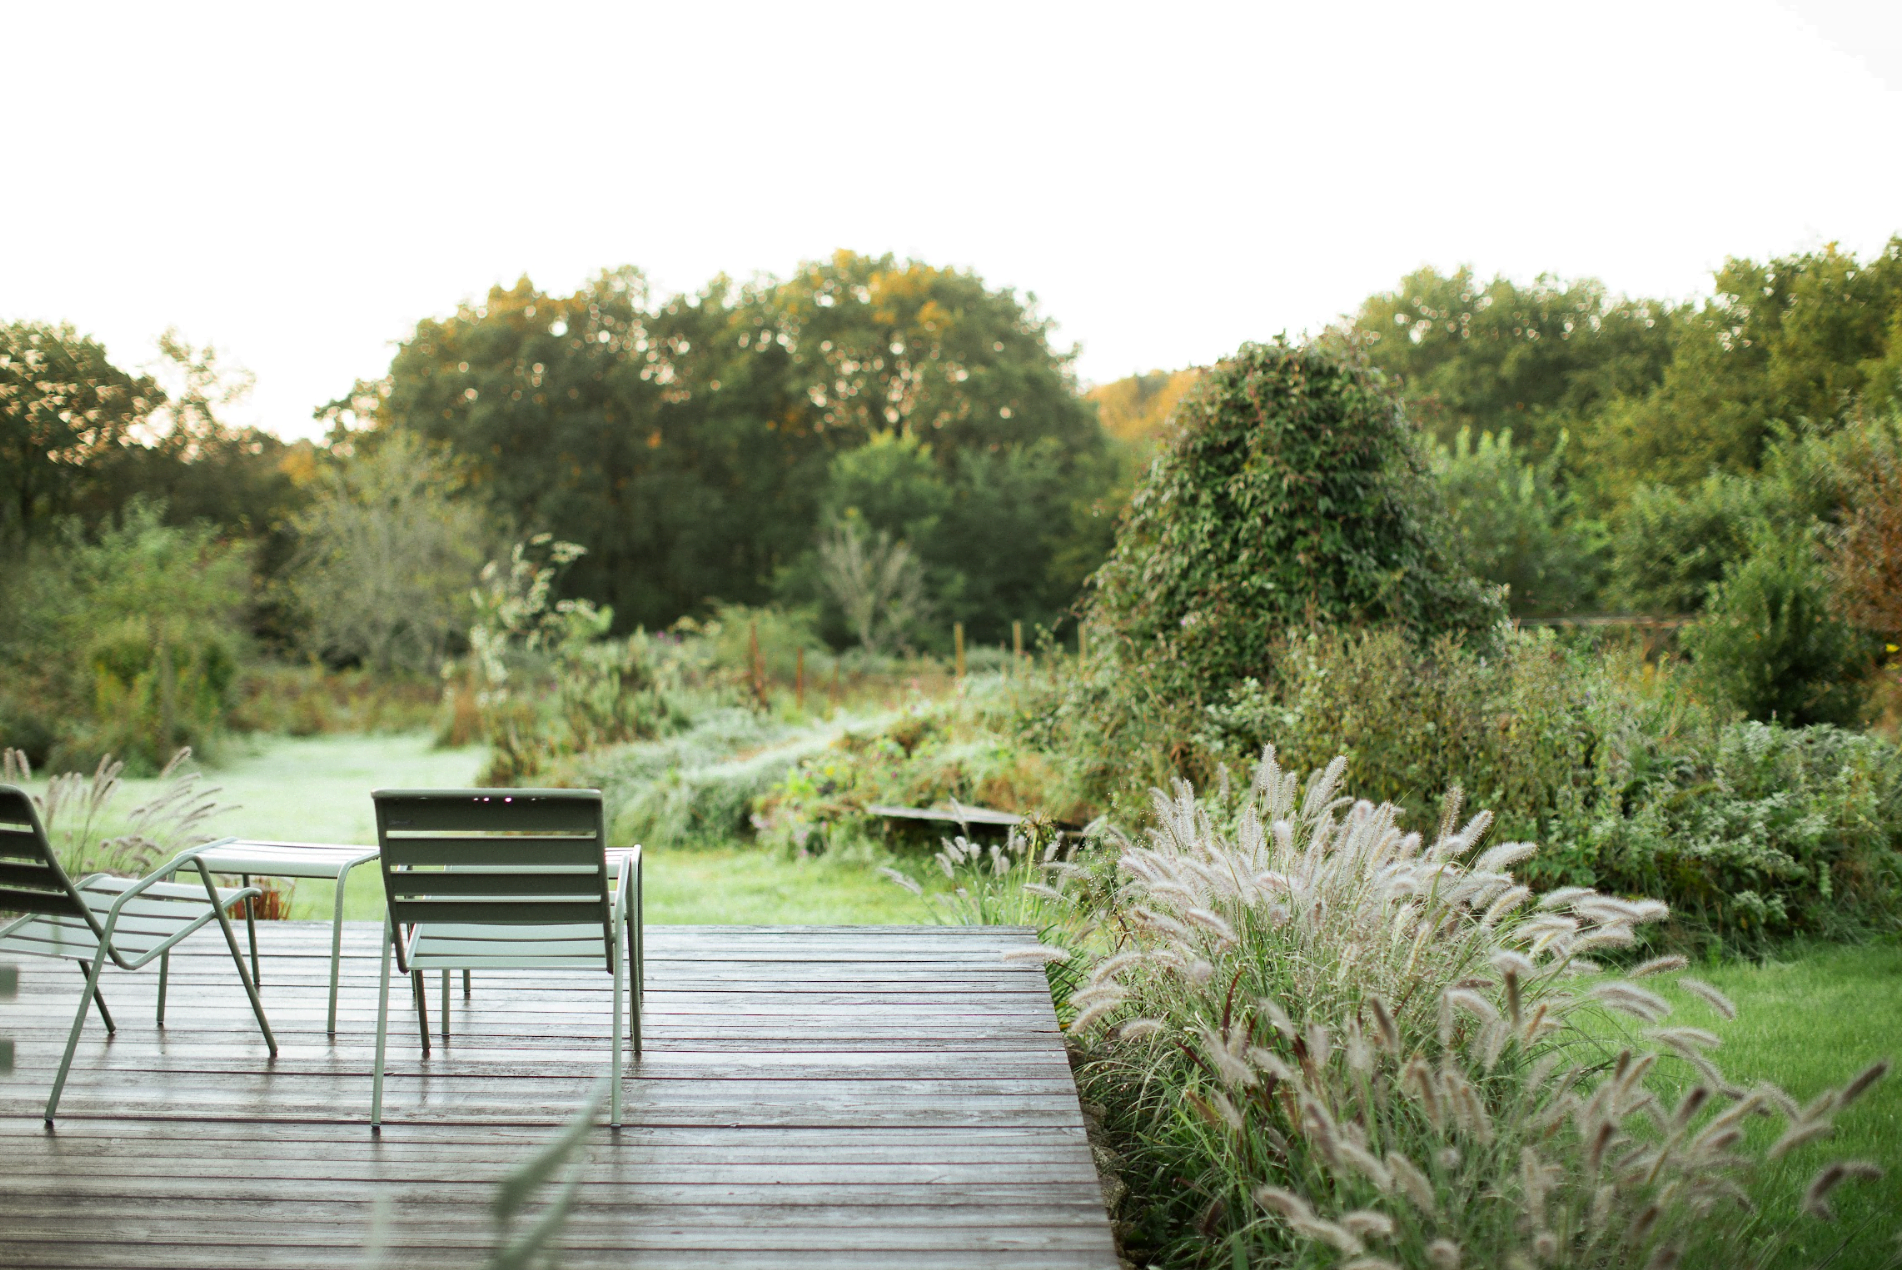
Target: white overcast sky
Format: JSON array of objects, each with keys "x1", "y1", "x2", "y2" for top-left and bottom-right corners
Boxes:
[{"x1": 3, "y1": 0, "x2": 1899, "y2": 441}]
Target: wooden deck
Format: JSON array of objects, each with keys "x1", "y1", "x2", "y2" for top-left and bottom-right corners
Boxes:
[{"x1": 0, "y1": 921, "x2": 1118, "y2": 1269}]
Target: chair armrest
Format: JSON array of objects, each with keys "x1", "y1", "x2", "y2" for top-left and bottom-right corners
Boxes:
[{"x1": 106, "y1": 839, "x2": 241, "y2": 919}]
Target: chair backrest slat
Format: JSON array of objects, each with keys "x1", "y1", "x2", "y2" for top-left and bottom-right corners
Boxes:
[
  {"x1": 373, "y1": 789, "x2": 611, "y2": 933},
  {"x1": 0, "y1": 786, "x2": 89, "y2": 924}
]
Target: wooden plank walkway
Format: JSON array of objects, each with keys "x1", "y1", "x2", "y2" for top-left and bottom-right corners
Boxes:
[{"x1": 0, "y1": 921, "x2": 1118, "y2": 1269}]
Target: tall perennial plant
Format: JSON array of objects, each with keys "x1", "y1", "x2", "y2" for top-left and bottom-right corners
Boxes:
[{"x1": 1020, "y1": 750, "x2": 1889, "y2": 1268}]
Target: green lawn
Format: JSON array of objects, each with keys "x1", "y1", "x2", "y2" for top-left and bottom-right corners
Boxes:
[
  {"x1": 68, "y1": 732, "x2": 924, "y2": 926},
  {"x1": 1592, "y1": 943, "x2": 1902, "y2": 1268}
]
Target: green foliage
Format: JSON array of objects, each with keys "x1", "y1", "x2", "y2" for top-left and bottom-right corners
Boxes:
[
  {"x1": 1432, "y1": 428, "x2": 1604, "y2": 614},
  {"x1": 0, "y1": 502, "x2": 251, "y2": 771},
  {"x1": 756, "y1": 681, "x2": 1082, "y2": 855},
  {"x1": 1685, "y1": 533, "x2": 1876, "y2": 727},
  {"x1": 1606, "y1": 472, "x2": 1764, "y2": 613},
  {"x1": 357, "y1": 252, "x2": 1114, "y2": 641},
  {"x1": 1011, "y1": 623, "x2": 1902, "y2": 950},
  {"x1": 1086, "y1": 337, "x2": 1502, "y2": 705},
  {"x1": 1588, "y1": 239, "x2": 1902, "y2": 493},
  {"x1": 0, "y1": 321, "x2": 162, "y2": 546},
  {"x1": 288, "y1": 431, "x2": 490, "y2": 674},
  {"x1": 226, "y1": 663, "x2": 444, "y2": 737},
  {"x1": 460, "y1": 537, "x2": 714, "y2": 784},
  {"x1": 570, "y1": 708, "x2": 839, "y2": 849},
  {"x1": 1044, "y1": 758, "x2": 1893, "y2": 1269},
  {"x1": 1354, "y1": 266, "x2": 1681, "y2": 461},
  {"x1": 1590, "y1": 722, "x2": 1902, "y2": 946}
]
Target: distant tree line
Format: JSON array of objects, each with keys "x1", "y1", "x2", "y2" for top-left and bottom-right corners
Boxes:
[
  {"x1": 5, "y1": 238, "x2": 1901, "y2": 763},
  {"x1": 331, "y1": 251, "x2": 1121, "y2": 647}
]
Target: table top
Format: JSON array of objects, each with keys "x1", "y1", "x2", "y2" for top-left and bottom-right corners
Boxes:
[{"x1": 190, "y1": 838, "x2": 381, "y2": 878}]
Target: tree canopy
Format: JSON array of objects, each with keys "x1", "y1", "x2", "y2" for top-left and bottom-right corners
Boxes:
[{"x1": 355, "y1": 251, "x2": 1115, "y2": 642}]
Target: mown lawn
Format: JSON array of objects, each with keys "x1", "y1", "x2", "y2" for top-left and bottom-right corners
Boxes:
[
  {"x1": 95, "y1": 732, "x2": 924, "y2": 926},
  {"x1": 1588, "y1": 943, "x2": 1902, "y2": 1269}
]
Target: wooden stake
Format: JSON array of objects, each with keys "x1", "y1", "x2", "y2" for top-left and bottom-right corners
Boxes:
[
  {"x1": 749, "y1": 621, "x2": 766, "y2": 708},
  {"x1": 953, "y1": 622, "x2": 965, "y2": 679},
  {"x1": 1077, "y1": 623, "x2": 1087, "y2": 659},
  {"x1": 1012, "y1": 621, "x2": 1023, "y2": 669},
  {"x1": 796, "y1": 647, "x2": 806, "y2": 710}
]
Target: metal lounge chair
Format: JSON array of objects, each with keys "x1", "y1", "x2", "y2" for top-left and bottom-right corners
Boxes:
[
  {"x1": 0, "y1": 784, "x2": 277, "y2": 1122},
  {"x1": 369, "y1": 788, "x2": 641, "y2": 1129}
]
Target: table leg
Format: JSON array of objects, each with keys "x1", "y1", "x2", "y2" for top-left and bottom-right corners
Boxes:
[{"x1": 242, "y1": 873, "x2": 261, "y2": 987}]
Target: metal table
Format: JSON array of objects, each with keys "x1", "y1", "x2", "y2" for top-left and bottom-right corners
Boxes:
[{"x1": 174, "y1": 839, "x2": 379, "y2": 1035}]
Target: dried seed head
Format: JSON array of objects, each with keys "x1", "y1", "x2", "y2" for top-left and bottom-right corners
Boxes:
[
  {"x1": 1367, "y1": 995, "x2": 1399, "y2": 1052},
  {"x1": 1804, "y1": 1161, "x2": 1883, "y2": 1220},
  {"x1": 1426, "y1": 1239, "x2": 1462, "y2": 1270},
  {"x1": 1840, "y1": 1060, "x2": 1890, "y2": 1109},
  {"x1": 1387, "y1": 1151, "x2": 1436, "y2": 1215},
  {"x1": 1341, "y1": 1209, "x2": 1395, "y2": 1240},
  {"x1": 1254, "y1": 1185, "x2": 1314, "y2": 1222},
  {"x1": 1632, "y1": 954, "x2": 1689, "y2": 978},
  {"x1": 1679, "y1": 978, "x2": 1737, "y2": 1021},
  {"x1": 1768, "y1": 1121, "x2": 1835, "y2": 1161}
]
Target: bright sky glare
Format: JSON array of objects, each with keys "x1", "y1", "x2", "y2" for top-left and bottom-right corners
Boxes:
[{"x1": 4, "y1": 0, "x2": 1899, "y2": 441}]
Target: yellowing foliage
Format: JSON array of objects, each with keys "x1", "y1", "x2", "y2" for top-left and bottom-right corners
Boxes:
[{"x1": 1086, "y1": 368, "x2": 1200, "y2": 444}]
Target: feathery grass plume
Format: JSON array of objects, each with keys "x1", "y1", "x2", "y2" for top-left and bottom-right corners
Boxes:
[
  {"x1": 1010, "y1": 746, "x2": 1894, "y2": 1269},
  {"x1": 1677, "y1": 977, "x2": 1738, "y2": 1021},
  {"x1": 1802, "y1": 1161, "x2": 1884, "y2": 1220}
]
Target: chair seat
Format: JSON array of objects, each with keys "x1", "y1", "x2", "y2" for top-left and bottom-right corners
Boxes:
[
  {"x1": 407, "y1": 921, "x2": 614, "y2": 971},
  {"x1": 0, "y1": 874, "x2": 254, "y2": 965}
]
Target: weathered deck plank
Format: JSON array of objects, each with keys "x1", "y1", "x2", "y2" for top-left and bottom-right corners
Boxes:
[{"x1": 0, "y1": 922, "x2": 1116, "y2": 1270}]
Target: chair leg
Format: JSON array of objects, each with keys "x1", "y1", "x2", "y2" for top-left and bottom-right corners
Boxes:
[
  {"x1": 440, "y1": 970, "x2": 450, "y2": 1040},
  {"x1": 410, "y1": 970, "x2": 431, "y2": 1054},
  {"x1": 73, "y1": 961, "x2": 114, "y2": 1033},
  {"x1": 242, "y1": 873, "x2": 261, "y2": 987},
  {"x1": 207, "y1": 887, "x2": 277, "y2": 1057},
  {"x1": 156, "y1": 950, "x2": 168, "y2": 1026},
  {"x1": 611, "y1": 930, "x2": 625, "y2": 1128},
  {"x1": 635, "y1": 908, "x2": 650, "y2": 1057},
  {"x1": 372, "y1": 918, "x2": 393, "y2": 1128},
  {"x1": 327, "y1": 872, "x2": 350, "y2": 1037},
  {"x1": 47, "y1": 950, "x2": 110, "y2": 1121}
]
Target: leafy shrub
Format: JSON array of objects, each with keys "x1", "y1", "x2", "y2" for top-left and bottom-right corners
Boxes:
[
  {"x1": 1827, "y1": 416, "x2": 1902, "y2": 639},
  {"x1": 226, "y1": 663, "x2": 444, "y2": 737},
  {"x1": 287, "y1": 430, "x2": 489, "y2": 675},
  {"x1": 1607, "y1": 473, "x2": 1764, "y2": 614},
  {"x1": 1685, "y1": 533, "x2": 1875, "y2": 728},
  {"x1": 0, "y1": 502, "x2": 250, "y2": 772},
  {"x1": 1432, "y1": 428, "x2": 1605, "y2": 615},
  {"x1": 566, "y1": 708, "x2": 838, "y2": 848},
  {"x1": 1010, "y1": 624, "x2": 1902, "y2": 949},
  {"x1": 1590, "y1": 721, "x2": 1902, "y2": 945},
  {"x1": 1043, "y1": 754, "x2": 1891, "y2": 1268},
  {"x1": 1085, "y1": 337, "x2": 1501, "y2": 705},
  {"x1": 756, "y1": 680, "x2": 1082, "y2": 854},
  {"x1": 459, "y1": 537, "x2": 724, "y2": 783}
]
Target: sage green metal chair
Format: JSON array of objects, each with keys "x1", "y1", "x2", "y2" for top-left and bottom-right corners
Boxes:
[
  {"x1": 369, "y1": 788, "x2": 641, "y2": 1129},
  {"x1": 0, "y1": 784, "x2": 277, "y2": 1121}
]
